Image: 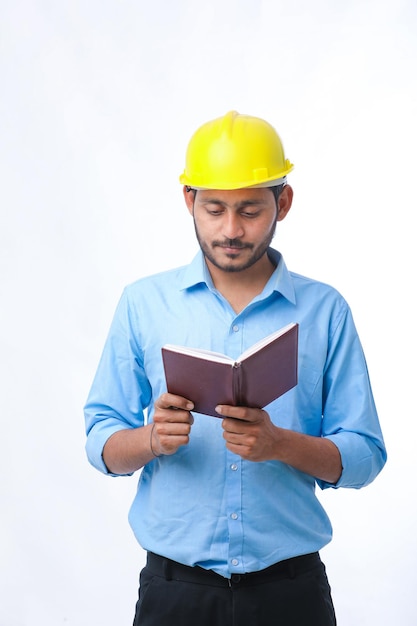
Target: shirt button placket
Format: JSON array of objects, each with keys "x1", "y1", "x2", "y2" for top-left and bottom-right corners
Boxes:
[
  {"x1": 226, "y1": 453, "x2": 243, "y2": 573},
  {"x1": 224, "y1": 319, "x2": 244, "y2": 574}
]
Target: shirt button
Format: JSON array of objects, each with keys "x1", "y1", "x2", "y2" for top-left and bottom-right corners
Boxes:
[
  {"x1": 231, "y1": 558, "x2": 239, "y2": 566},
  {"x1": 231, "y1": 513, "x2": 238, "y2": 520},
  {"x1": 232, "y1": 325, "x2": 239, "y2": 332},
  {"x1": 230, "y1": 463, "x2": 238, "y2": 471}
]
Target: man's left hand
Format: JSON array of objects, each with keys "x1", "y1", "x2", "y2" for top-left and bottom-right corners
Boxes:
[{"x1": 216, "y1": 405, "x2": 278, "y2": 462}]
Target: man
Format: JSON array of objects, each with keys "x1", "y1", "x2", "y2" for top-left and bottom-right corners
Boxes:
[{"x1": 84, "y1": 111, "x2": 386, "y2": 625}]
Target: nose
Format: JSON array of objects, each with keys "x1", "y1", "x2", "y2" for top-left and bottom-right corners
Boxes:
[{"x1": 223, "y1": 211, "x2": 244, "y2": 239}]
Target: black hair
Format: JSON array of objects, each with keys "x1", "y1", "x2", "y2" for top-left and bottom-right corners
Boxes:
[
  {"x1": 269, "y1": 184, "x2": 286, "y2": 206},
  {"x1": 185, "y1": 184, "x2": 285, "y2": 203}
]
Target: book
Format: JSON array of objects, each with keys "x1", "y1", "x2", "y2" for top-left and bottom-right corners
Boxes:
[{"x1": 161, "y1": 322, "x2": 298, "y2": 417}]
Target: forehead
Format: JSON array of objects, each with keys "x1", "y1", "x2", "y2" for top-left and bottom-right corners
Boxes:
[{"x1": 196, "y1": 187, "x2": 274, "y2": 205}]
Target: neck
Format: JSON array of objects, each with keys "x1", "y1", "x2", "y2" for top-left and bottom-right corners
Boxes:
[{"x1": 205, "y1": 253, "x2": 276, "y2": 313}]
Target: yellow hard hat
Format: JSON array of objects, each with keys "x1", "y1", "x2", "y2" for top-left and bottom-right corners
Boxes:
[{"x1": 179, "y1": 110, "x2": 294, "y2": 190}]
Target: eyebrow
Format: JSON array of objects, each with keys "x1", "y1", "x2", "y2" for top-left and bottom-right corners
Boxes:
[{"x1": 200, "y1": 198, "x2": 266, "y2": 209}]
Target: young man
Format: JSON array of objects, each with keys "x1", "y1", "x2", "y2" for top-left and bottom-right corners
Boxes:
[{"x1": 84, "y1": 111, "x2": 386, "y2": 625}]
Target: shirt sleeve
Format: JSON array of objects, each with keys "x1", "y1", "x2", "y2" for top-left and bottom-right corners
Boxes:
[
  {"x1": 84, "y1": 289, "x2": 152, "y2": 475},
  {"x1": 317, "y1": 305, "x2": 387, "y2": 490}
]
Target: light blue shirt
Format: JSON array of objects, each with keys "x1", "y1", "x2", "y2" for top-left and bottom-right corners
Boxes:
[{"x1": 84, "y1": 248, "x2": 386, "y2": 578}]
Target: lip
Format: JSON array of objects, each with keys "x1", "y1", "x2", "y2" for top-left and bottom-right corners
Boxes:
[
  {"x1": 219, "y1": 246, "x2": 246, "y2": 255},
  {"x1": 216, "y1": 244, "x2": 248, "y2": 251}
]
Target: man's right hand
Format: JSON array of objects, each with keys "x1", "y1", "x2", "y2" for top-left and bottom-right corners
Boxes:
[
  {"x1": 102, "y1": 393, "x2": 194, "y2": 475},
  {"x1": 151, "y1": 393, "x2": 194, "y2": 456}
]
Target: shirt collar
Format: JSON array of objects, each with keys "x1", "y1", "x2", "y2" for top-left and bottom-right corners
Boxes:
[
  {"x1": 265, "y1": 248, "x2": 296, "y2": 304},
  {"x1": 180, "y1": 248, "x2": 296, "y2": 305}
]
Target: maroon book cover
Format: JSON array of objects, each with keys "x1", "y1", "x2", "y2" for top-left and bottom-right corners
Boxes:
[{"x1": 162, "y1": 323, "x2": 298, "y2": 418}]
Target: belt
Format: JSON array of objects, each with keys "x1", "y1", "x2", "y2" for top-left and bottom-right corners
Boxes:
[{"x1": 146, "y1": 551, "x2": 321, "y2": 588}]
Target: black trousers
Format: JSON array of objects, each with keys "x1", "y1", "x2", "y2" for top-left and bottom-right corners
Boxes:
[{"x1": 133, "y1": 552, "x2": 337, "y2": 626}]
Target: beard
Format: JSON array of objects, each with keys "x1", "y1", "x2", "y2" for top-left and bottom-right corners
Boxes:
[{"x1": 193, "y1": 219, "x2": 277, "y2": 273}]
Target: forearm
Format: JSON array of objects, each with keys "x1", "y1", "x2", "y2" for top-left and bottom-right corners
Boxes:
[
  {"x1": 218, "y1": 405, "x2": 343, "y2": 483},
  {"x1": 102, "y1": 393, "x2": 195, "y2": 475},
  {"x1": 273, "y1": 427, "x2": 342, "y2": 484},
  {"x1": 103, "y1": 424, "x2": 156, "y2": 475}
]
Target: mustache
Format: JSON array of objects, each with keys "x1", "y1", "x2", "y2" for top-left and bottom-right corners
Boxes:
[{"x1": 213, "y1": 238, "x2": 253, "y2": 250}]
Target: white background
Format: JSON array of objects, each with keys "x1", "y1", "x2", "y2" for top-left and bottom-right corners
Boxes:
[{"x1": 1, "y1": 1, "x2": 416, "y2": 624}]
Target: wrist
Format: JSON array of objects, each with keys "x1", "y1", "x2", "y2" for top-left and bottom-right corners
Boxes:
[
  {"x1": 271, "y1": 425, "x2": 290, "y2": 462},
  {"x1": 150, "y1": 423, "x2": 161, "y2": 457}
]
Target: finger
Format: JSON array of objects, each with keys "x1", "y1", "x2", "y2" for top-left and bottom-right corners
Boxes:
[
  {"x1": 153, "y1": 420, "x2": 193, "y2": 455},
  {"x1": 223, "y1": 420, "x2": 246, "y2": 436},
  {"x1": 154, "y1": 407, "x2": 194, "y2": 425},
  {"x1": 154, "y1": 420, "x2": 193, "y2": 437},
  {"x1": 223, "y1": 429, "x2": 246, "y2": 444},
  {"x1": 215, "y1": 405, "x2": 257, "y2": 421},
  {"x1": 155, "y1": 392, "x2": 194, "y2": 411}
]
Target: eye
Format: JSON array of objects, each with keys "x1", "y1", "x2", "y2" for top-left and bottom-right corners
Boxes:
[
  {"x1": 204, "y1": 204, "x2": 224, "y2": 216},
  {"x1": 241, "y1": 209, "x2": 260, "y2": 218}
]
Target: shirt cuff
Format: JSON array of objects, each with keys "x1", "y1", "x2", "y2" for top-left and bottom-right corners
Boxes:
[
  {"x1": 318, "y1": 432, "x2": 386, "y2": 490},
  {"x1": 85, "y1": 420, "x2": 133, "y2": 476}
]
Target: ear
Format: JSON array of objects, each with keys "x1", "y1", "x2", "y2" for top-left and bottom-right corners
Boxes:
[
  {"x1": 183, "y1": 186, "x2": 195, "y2": 215},
  {"x1": 277, "y1": 185, "x2": 293, "y2": 222}
]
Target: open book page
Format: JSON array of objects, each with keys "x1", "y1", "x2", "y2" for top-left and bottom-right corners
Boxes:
[
  {"x1": 237, "y1": 322, "x2": 297, "y2": 361},
  {"x1": 162, "y1": 322, "x2": 297, "y2": 366},
  {"x1": 161, "y1": 344, "x2": 235, "y2": 365}
]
